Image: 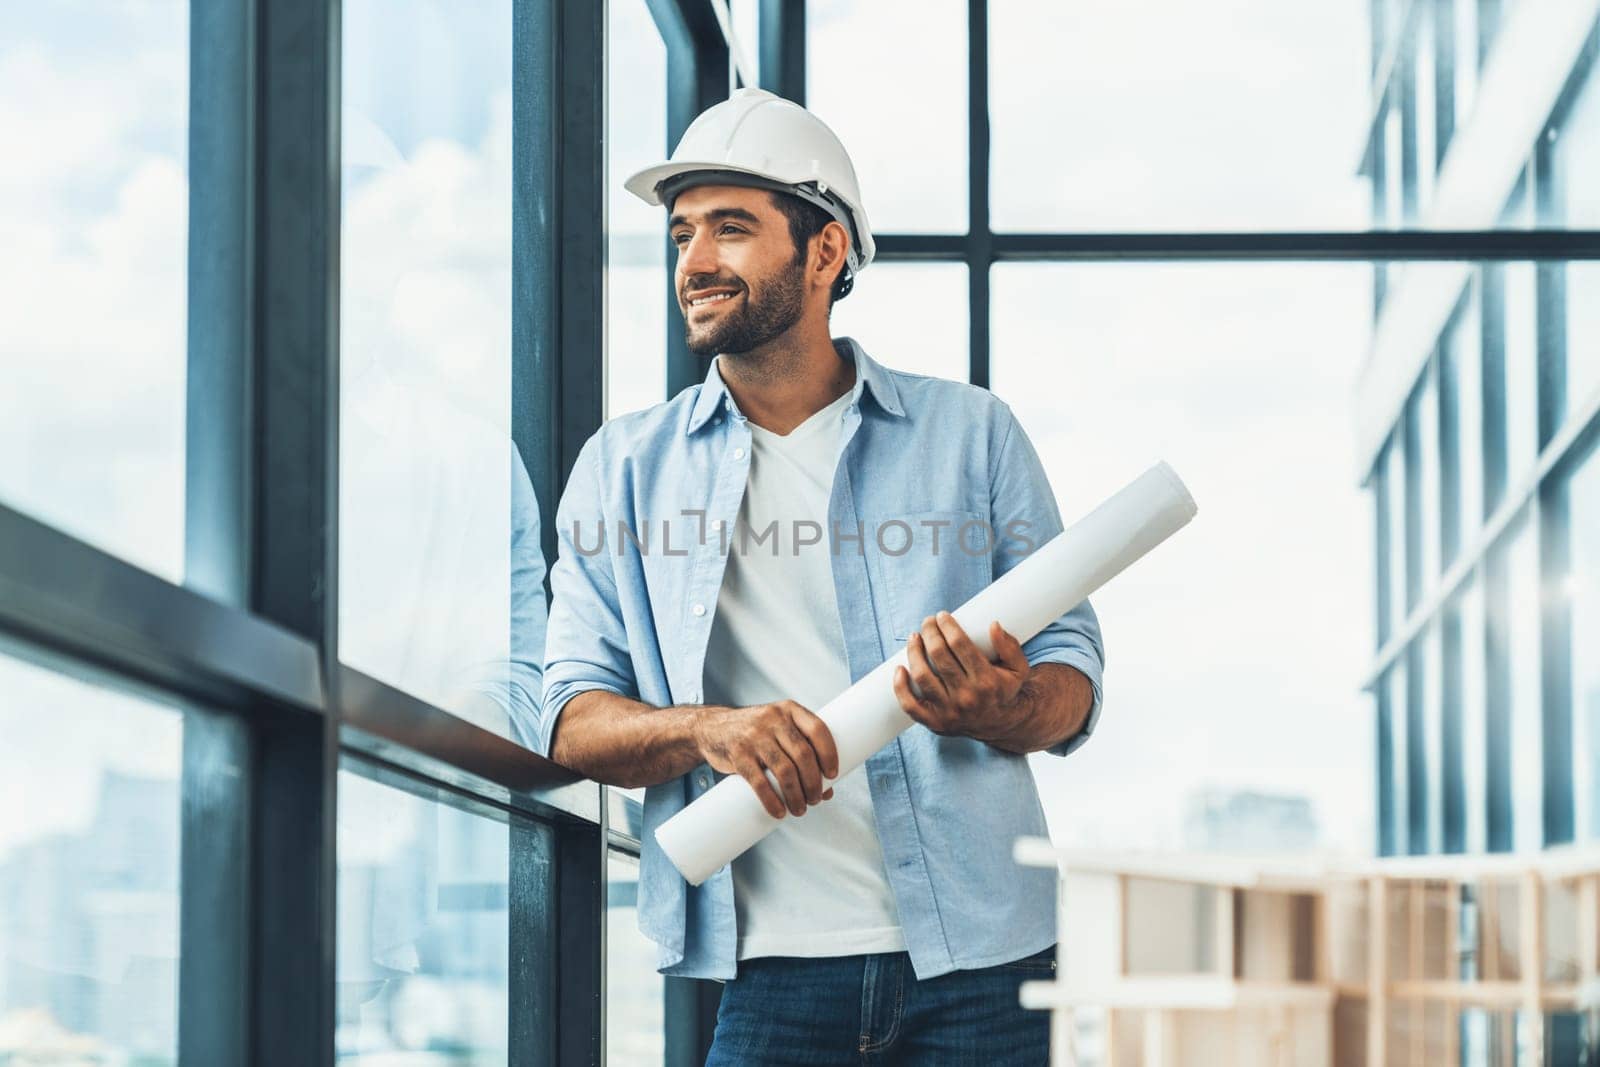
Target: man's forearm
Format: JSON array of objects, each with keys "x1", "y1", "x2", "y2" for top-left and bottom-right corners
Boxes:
[
  {"x1": 985, "y1": 663, "x2": 1095, "y2": 755},
  {"x1": 549, "y1": 690, "x2": 707, "y2": 789}
]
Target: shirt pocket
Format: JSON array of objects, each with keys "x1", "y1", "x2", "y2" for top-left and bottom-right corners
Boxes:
[{"x1": 864, "y1": 508, "x2": 994, "y2": 651}]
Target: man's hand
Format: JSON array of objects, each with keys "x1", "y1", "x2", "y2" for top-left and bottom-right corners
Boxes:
[
  {"x1": 691, "y1": 700, "x2": 840, "y2": 819},
  {"x1": 893, "y1": 612, "x2": 1033, "y2": 745}
]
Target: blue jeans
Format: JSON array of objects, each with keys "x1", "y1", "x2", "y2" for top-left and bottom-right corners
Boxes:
[{"x1": 704, "y1": 944, "x2": 1056, "y2": 1065}]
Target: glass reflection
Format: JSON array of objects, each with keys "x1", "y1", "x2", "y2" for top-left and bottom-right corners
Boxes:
[
  {"x1": 338, "y1": 0, "x2": 547, "y2": 742},
  {"x1": 606, "y1": 0, "x2": 670, "y2": 421},
  {"x1": 0, "y1": 651, "x2": 182, "y2": 1065},
  {"x1": 336, "y1": 768, "x2": 510, "y2": 1065}
]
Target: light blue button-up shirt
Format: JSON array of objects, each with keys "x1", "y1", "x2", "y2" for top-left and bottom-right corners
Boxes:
[{"x1": 537, "y1": 338, "x2": 1105, "y2": 981}]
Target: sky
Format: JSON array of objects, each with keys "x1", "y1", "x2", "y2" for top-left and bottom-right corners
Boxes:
[{"x1": 0, "y1": 0, "x2": 1383, "y2": 880}]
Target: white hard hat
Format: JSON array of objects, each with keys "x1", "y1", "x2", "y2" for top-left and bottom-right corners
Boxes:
[{"x1": 624, "y1": 88, "x2": 875, "y2": 275}]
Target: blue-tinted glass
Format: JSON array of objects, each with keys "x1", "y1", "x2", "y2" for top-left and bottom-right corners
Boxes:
[
  {"x1": 1387, "y1": 432, "x2": 1409, "y2": 633},
  {"x1": 808, "y1": 0, "x2": 966, "y2": 234},
  {"x1": 336, "y1": 768, "x2": 511, "y2": 1064},
  {"x1": 1452, "y1": 0, "x2": 1481, "y2": 125},
  {"x1": 1415, "y1": 369, "x2": 1442, "y2": 589},
  {"x1": 0, "y1": 4, "x2": 188, "y2": 581},
  {"x1": 1551, "y1": 53, "x2": 1600, "y2": 422},
  {"x1": 1502, "y1": 261, "x2": 1538, "y2": 481},
  {"x1": 606, "y1": 1, "x2": 669, "y2": 420},
  {"x1": 1459, "y1": 577, "x2": 1490, "y2": 853},
  {"x1": 829, "y1": 263, "x2": 968, "y2": 384},
  {"x1": 1422, "y1": 624, "x2": 1445, "y2": 852},
  {"x1": 1503, "y1": 512, "x2": 1542, "y2": 851},
  {"x1": 990, "y1": 262, "x2": 1374, "y2": 854},
  {"x1": 1389, "y1": 659, "x2": 1411, "y2": 854},
  {"x1": 339, "y1": 0, "x2": 537, "y2": 738},
  {"x1": 1413, "y1": 9, "x2": 1439, "y2": 211},
  {"x1": 606, "y1": 851, "x2": 664, "y2": 1065},
  {"x1": 1571, "y1": 446, "x2": 1600, "y2": 842},
  {"x1": 0, "y1": 650, "x2": 182, "y2": 1064},
  {"x1": 1442, "y1": 281, "x2": 1485, "y2": 558}
]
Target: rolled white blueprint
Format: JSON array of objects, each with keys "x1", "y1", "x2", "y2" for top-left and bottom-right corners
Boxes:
[{"x1": 655, "y1": 461, "x2": 1199, "y2": 886}]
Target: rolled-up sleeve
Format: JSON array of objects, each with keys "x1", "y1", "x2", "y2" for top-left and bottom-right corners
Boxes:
[
  {"x1": 989, "y1": 405, "x2": 1106, "y2": 758},
  {"x1": 537, "y1": 435, "x2": 638, "y2": 758}
]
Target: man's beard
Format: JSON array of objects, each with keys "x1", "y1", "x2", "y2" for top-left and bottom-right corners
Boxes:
[{"x1": 683, "y1": 256, "x2": 805, "y2": 357}]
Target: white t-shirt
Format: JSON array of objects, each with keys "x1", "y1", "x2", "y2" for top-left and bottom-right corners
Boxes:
[{"x1": 701, "y1": 385, "x2": 906, "y2": 961}]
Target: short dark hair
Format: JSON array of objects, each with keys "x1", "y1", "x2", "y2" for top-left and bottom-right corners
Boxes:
[{"x1": 768, "y1": 192, "x2": 854, "y2": 305}]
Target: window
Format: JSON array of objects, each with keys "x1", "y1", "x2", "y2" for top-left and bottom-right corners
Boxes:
[
  {"x1": 1440, "y1": 280, "x2": 1485, "y2": 564},
  {"x1": 1502, "y1": 511, "x2": 1543, "y2": 851},
  {"x1": 990, "y1": 262, "x2": 1374, "y2": 854},
  {"x1": 1569, "y1": 445, "x2": 1600, "y2": 841},
  {"x1": 336, "y1": 767, "x2": 512, "y2": 1064},
  {"x1": 1420, "y1": 625, "x2": 1445, "y2": 853},
  {"x1": 0, "y1": 4, "x2": 188, "y2": 581},
  {"x1": 1388, "y1": 659, "x2": 1411, "y2": 855},
  {"x1": 339, "y1": 0, "x2": 540, "y2": 739},
  {"x1": 1413, "y1": 8, "x2": 1439, "y2": 211},
  {"x1": 990, "y1": 0, "x2": 1371, "y2": 232},
  {"x1": 1549, "y1": 45, "x2": 1600, "y2": 422},
  {"x1": 606, "y1": 0, "x2": 670, "y2": 420},
  {"x1": 0, "y1": 650, "x2": 183, "y2": 1065},
  {"x1": 829, "y1": 263, "x2": 968, "y2": 384},
  {"x1": 808, "y1": 0, "x2": 967, "y2": 234},
  {"x1": 1460, "y1": 577, "x2": 1490, "y2": 853},
  {"x1": 1387, "y1": 429, "x2": 1409, "y2": 634},
  {"x1": 1452, "y1": 0, "x2": 1481, "y2": 125},
  {"x1": 1501, "y1": 261, "x2": 1539, "y2": 486},
  {"x1": 606, "y1": 851, "x2": 664, "y2": 1065}
]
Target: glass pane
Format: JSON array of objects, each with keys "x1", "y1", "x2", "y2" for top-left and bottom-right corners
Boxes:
[
  {"x1": 1422, "y1": 625, "x2": 1445, "y2": 852},
  {"x1": 1386, "y1": 432, "x2": 1409, "y2": 633},
  {"x1": 829, "y1": 262, "x2": 968, "y2": 384},
  {"x1": 1501, "y1": 261, "x2": 1538, "y2": 480},
  {"x1": 336, "y1": 767, "x2": 510, "y2": 1064},
  {"x1": 990, "y1": 0, "x2": 1370, "y2": 231},
  {"x1": 1414, "y1": 369, "x2": 1442, "y2": 592},
  {"x1": 808, "y1": 0, "x2": 967, "y2": 233},
  {"x1": 607, "y1": 1, "x2": 669, "y2": 420},
  {"x1": 1504, "y1": 510, "x2": 1543, "y2": 851},
  {"x1": 340, "y1": 1, "x2": 546, "y2": 742},
  {"x1": 1442, "y1": 279, "x2": 1485, "y2": 556},
  {"x1": 1551, "y1": 49, "x2": 1600, "y2": 418},
  {"x1": 1389, "y1": 659, "x2": 1411, "y2": 855},
  {"x1": 0, "y1": 649, "x2": 182, "y2": 1064},
  {"x1": 0, "y1": 4, "x2": 188, "y2": 580},
  {"x1": 990, "y1": 263, "x2": 1375, "y2": 853},
  {"x1": 1460, "y1": 576, "x2": 1489, "y2": 853},
  {"x1": 1452, "y1": 0, "x2": 1481, "y2": 123},
  {"x1": 606, "y1": 851, "x2": 664, "y2": 1066},
  {"x1": 1570, "y1": 444, "x2": 1600, "y2": 841}
]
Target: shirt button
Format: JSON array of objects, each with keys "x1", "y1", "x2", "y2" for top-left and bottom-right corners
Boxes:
[
  {"x1": 713, "y1": 415, "x2": 722, "y2": 424},
  {"x1": 696, "y1": 772, "x2": 712, "y2": 790},
  {"x1": 711, "y1": 519, "x2": 725, "y2": 531},
  {"x1": 692, "y1": 603, "x2": 706, "y2": 617},
  {"x1": 733, "y1": 447, "x2": 746, "y2": 460}
]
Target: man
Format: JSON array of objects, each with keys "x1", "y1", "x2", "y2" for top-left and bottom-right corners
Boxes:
[{"x1": 537, "y1": 89, "x2": 1104, "y2": 1064}]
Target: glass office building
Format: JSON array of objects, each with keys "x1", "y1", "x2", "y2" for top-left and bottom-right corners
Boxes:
[{"x1": 1360, "y1": 1, "x2": 1600, "y2": 862}]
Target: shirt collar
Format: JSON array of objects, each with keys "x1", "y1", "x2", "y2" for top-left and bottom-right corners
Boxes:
[{"x1": 685, "y1": 336, "x2": 906, "y2": 436}]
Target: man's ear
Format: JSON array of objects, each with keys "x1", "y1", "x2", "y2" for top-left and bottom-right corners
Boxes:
[{"x1": 812, "y1": 220, "x2": 849, "y2": 296}]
